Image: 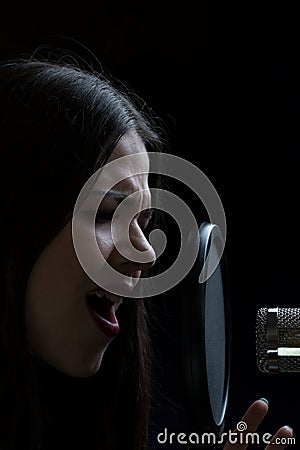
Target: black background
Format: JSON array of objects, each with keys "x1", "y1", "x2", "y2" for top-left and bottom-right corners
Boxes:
[{"x1": 1, "y1": 2, "x2": 299, "y2": 448}]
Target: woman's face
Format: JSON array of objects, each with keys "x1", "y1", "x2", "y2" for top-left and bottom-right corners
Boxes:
[{"x1": 25, "y1": 131, "x2": 156, "y2": 377}]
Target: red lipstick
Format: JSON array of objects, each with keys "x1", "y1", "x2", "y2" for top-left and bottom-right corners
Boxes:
[{"x1": 86, "y1": 294, "x2": 120, "y2": 338}]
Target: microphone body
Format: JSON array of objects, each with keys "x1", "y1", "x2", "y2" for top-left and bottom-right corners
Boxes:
[{"x1": 256, "y1": 307, "x2": 300, "y2": 373}]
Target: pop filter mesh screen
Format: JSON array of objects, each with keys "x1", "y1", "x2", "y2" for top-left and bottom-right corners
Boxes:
[{"x1": 205, "y1": 242, "x2": 226, "y2": 425}]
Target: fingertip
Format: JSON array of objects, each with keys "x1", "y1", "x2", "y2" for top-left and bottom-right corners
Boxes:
[
  {"x1": 281, "y1": 425, "x2": 293, "y2": 435},
  {"x1": 244, "y1": 398, "x2": 269, "y2": 419},
  {"x1": 259, "y1": 397, "x2": 269, "y2": 405},
  {"x1": 254, "y1": 398, "x2": 269, "y2": 412}
]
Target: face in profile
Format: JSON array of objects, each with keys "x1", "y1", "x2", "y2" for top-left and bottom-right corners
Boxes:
[{"x1": 25, "y1": 131, "x2": 156, "y2": 377}]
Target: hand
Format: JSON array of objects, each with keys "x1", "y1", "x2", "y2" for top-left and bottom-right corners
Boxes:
[{"x1": 223, "y1": 399, "x2": 293, "y2": 449}]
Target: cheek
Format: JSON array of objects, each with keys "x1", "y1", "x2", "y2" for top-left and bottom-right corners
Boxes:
[{"x1": 95, "y1": 224, "x2": 114, "y2": 259}]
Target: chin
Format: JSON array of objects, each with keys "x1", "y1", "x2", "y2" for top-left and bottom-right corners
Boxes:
[
  {"x1": 69, "y1": 357, "x2": 104, "y2": 378},
  {"x1": 46, "y1": 350, "x2": 105, "y2": 378}
]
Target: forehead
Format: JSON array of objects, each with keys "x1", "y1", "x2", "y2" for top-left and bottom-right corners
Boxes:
[
  {"x1": 107, "y1": 131, "x2": 148, "y2": 163},
  {"x1": 89, "y1": 131, "x2": 151, "y2": 210},
  {"x1": 105, "y1": 131, "x2": 150, "y2": 194}
]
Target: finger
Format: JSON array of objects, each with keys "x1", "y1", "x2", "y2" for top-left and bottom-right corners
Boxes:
[
  {"x1": 265, "y1": 425, "x2": 294, "y2": 449},
  {"x1": 231, "y1": 399, "x2": 269, "y2": 435},
  {"x1": 223, "y1": 399, "x2": 269, "y2": 450},
  {"x1": 237, "y1": 399, "x2": 269, "y2": 432}
]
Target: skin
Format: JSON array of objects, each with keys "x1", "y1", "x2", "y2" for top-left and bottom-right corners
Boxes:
[
  {"x1": 25, "y1": 130, "x2": 155, "y2": 377},
  {"x1": 25, "y1": 131, "x2": 293, "y2": 446},
  {"x1": 223, "y1": 399, "x2": 293, "y2": 449}
]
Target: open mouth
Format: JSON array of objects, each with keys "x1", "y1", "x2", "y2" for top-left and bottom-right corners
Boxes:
[
  {"x1": 87, "y1": 292, "x2": 117, "y2": 323},
  {"x1": 86, "y1": 290, "x2": 122, "y2": 338}
]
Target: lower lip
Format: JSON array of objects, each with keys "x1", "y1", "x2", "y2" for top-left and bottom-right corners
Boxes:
[
  {"x1": 132, "y1": 270, "x2": 141, "y2": 279},
  {"x1": 86, "y1": 301, "x2": 120, "y2": 338}
]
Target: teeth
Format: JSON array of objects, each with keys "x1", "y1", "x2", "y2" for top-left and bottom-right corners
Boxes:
[
  {"x1": 93, "y1": 292, "x2": 105, "y2": 299},
  {"x1": 91, "y1": 290, "x2": 123, "y2": 305}
]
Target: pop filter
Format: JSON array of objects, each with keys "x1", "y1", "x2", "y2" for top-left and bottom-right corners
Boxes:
[{"x1": 179, "y1": 222, "x2": 231, "y2": 445}]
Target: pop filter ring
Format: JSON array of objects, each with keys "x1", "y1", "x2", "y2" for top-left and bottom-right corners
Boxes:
[{"x1": 179, "y1": 222, "x2": 231, "y2": 448}]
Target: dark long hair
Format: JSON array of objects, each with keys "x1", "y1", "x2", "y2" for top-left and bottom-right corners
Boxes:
[{"x1": 0, "y1": 54, "x2": 163, "y2": 450}]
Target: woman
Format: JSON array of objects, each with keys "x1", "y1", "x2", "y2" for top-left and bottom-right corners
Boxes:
[{"x1": 0, "y1": 54, "x2": 293, "y2": 449}]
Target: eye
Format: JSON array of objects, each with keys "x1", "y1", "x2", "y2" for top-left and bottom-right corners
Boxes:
[
  {"x1": 95, "y1": 207, "x2": 155, "y2": 234},
  {"x1": 95, "y1": 209, "x2": 116, "y2": 223}
]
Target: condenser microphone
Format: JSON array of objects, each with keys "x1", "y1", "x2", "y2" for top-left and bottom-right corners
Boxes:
[{"x1": 256, "y1": 307, "x2": 300, "y2": 373}]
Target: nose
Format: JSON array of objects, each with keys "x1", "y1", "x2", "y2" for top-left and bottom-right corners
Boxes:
[
  {"x1": 129, "y1": 219, "x2": 156, "y2": 269},
  {"x1": 109, "y1": 219, "x2": 156, "y2": 276}
]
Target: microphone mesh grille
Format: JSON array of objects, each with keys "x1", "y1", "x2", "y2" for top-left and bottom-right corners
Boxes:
[{"x1": 256, "y1": 307, "x2": 300, "y2": 373}]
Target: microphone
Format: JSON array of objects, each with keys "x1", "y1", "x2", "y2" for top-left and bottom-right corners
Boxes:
[{"x1": 256, "y1": 307, "x2": 300, "y2": 373}]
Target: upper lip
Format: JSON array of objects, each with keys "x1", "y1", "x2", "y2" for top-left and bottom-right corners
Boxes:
[
  {"x1": 88, "y1": 281, "x2": 136, "y2": 299},
  {"x1": 87, "y1": 288, "x2": 124, "y2": 308}
]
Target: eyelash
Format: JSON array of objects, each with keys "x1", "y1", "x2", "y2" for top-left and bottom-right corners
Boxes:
[
  {"x1": 96, "y1": 210, "x2": 115, "y2": 221},
  {"x1": 96, "y1": 209, "x2": 154, "y2": 232}
]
